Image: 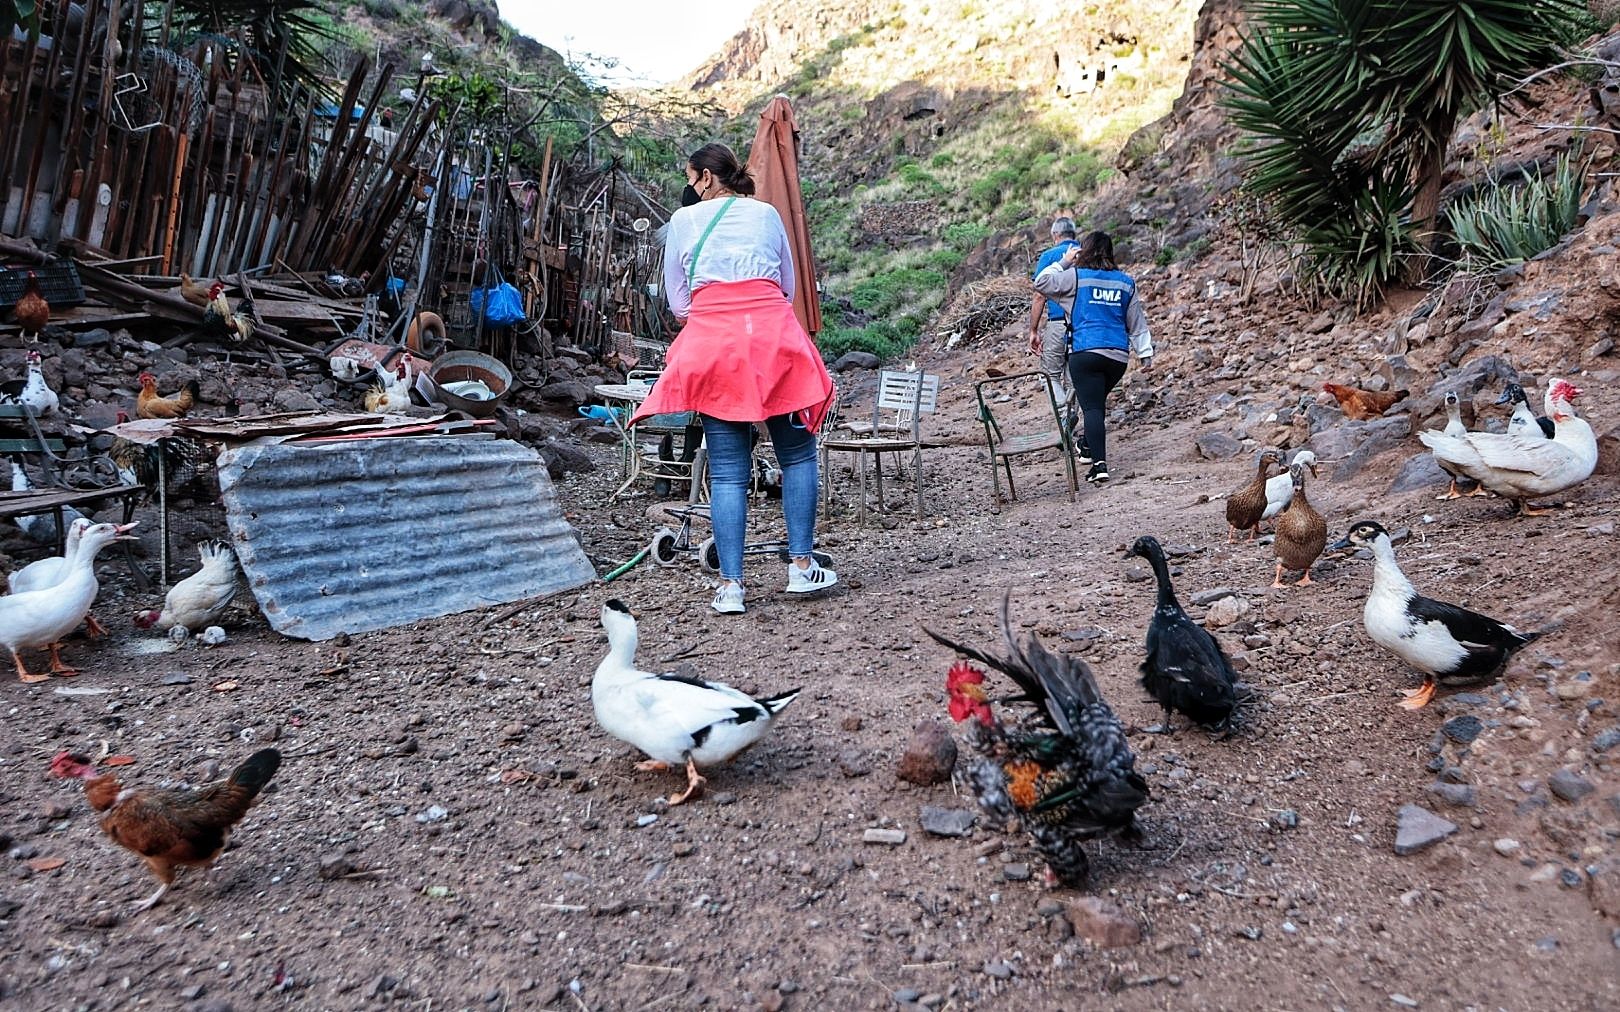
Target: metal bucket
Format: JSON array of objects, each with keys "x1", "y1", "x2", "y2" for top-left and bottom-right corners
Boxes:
[{"x1": 426, "y1": 350, "x2": 513, "y2": 418}]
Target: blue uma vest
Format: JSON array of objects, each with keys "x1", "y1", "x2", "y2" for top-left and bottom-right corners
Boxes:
[{"x1": 1067, "y1": 268, "x2": 1134, "y2": 353}]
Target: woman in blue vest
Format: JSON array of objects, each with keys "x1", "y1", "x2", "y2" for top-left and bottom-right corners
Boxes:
[{"x1": 1032, "y1": 231, "x2": 1153, "y2": 483}]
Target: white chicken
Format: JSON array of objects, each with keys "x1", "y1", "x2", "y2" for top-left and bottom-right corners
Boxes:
[
  {"x1": 0, "y1": 349, "x2": 60, "y2": 416},
  {"x1": 363, "y1": 353, "x2": 415, "y2": 414},
  {"x1": 133, "y1": 541, "x2": 240, "y2": 633}
]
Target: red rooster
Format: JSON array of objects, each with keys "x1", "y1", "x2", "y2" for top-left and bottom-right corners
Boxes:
[
  {"x1": 49, "y1": 748, "x2": 282, "y2": 910},
  {"x1": 12, "y1": 271, "x2": 50, "y2": 335}
]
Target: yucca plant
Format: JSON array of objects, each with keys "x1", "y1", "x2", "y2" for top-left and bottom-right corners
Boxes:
[
  {"x1": 1446, "y1": 148, "x2": 1588, "y2": 269},
  {"x1": 1223, "y1": 0, "x2": 1588, "y2": 298},
  {"x1": 155, "y1": 0, "x2": 339, "y2": 103}
]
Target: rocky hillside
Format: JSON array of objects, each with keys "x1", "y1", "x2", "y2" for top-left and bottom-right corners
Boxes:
[{"x1": 662, "y1": 0, "x2": 1209, "y2": 355}]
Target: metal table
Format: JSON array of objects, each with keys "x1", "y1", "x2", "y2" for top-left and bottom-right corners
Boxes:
[{"x1": 592, "y1": 382, "x2": 706, "y2": 502}]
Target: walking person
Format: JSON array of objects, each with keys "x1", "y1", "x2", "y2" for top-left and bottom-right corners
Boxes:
[
  {"x1": 632, "y1": 142, "x2": 838, "y2": 615},
  {"x1": 1027, "y1": 216, "x2": 1080, "y2": 422},
  {"x1": 1032, "y1": 230, "x2": 1153, "y2": 484}
]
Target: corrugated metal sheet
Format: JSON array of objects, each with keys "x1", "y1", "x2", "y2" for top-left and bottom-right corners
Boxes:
[{"x1": 218, "y1": 435, "x2": 594, "y2": 640}]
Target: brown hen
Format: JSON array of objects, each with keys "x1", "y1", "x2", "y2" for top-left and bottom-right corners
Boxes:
[{"x1": 49, "y1": 749, "x2": 281, "y2": 910}]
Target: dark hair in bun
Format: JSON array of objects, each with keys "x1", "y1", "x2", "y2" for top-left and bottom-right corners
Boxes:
[{"x1": 687, "y1": 142, "x2": 755, "y2": 196}]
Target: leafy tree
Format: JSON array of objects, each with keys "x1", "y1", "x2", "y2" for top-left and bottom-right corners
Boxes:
[{"x1": 1224, "y1": 0, "x2": 1587, "y2": 298}]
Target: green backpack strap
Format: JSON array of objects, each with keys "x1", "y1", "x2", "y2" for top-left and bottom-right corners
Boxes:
[{"x1": 686, "y1": 196, "x2": 737, "y2": 289}]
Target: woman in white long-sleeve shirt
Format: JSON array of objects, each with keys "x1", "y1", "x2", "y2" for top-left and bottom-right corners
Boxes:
[
  {"x1": 1032, "y1": 231, "x2": 1153, "y2": 484},
  {"x1": 632, "y1": 143, "x2": 836, "y2": 615}
]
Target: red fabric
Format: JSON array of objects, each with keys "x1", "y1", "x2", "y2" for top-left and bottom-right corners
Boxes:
[{"x1": 631, "y1": 279, "x2": 833, "y2": 431}]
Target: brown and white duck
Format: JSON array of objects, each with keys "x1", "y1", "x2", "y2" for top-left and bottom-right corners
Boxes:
[
  {"x1": 1225, "y1": 448, "x2": 1284, "y2": 543},
  {"x1": 1272, "y1": 463, "x2": 1326, "y2": 588}
]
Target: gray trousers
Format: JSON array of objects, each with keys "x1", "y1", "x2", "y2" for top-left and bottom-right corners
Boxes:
[{"x1": 1039, "y1": 318, "x2": 1075, "y2": 410}]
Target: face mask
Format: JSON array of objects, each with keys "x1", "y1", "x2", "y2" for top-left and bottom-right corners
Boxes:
[{"x1": 680, "y1": 183, "x2": 701, "y2": 207}]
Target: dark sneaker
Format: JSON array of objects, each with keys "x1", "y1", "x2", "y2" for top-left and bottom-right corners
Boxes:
[{"x1": 1087, "y1": 461, "x2": 1110, "y2": 483}]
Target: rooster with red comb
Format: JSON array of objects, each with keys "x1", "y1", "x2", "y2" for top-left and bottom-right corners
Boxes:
[
  {"x1": 1419, "y1": 377, "x2": 1597, "y2": 516},
  {"x1": 927, "y1": 593, "x2": 1148, "y2": 887}
]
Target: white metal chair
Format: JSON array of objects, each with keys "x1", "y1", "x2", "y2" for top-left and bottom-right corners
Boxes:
[{"x1": 820, "y1": 368, "x2": 940, "y2": 522}]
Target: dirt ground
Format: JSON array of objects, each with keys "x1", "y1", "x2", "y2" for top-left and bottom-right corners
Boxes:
[{"x1": 2, "y1": 323, "x2": 1618, "y2": 1011}]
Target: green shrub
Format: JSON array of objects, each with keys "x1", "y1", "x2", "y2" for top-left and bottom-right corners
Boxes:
[
  {"x1": 942, "y1": 220, "x2": 990, "y2": 251},
  {"x1": 818, "y1": 320, "x2": 918, "y2": 361},
  {"x1": 1446, "y1": 149, "x2": 1587, "y2": 268},
  {"x1": 897, "y1": 162, "x2": 945, "y2": 196},
  {"x1": 848, "y1": 268, "x2": 946, "y2": 316},
  {"x1": 925, "y1": 248, "x2": 965, "y2": 272},
  {"x1": 930, "y1": 152, "x2": 955, "y2": 169}
]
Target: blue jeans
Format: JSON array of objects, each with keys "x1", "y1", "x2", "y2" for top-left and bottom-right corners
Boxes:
[{"x1": 702, "y1": 413, "x2": 820, "y2": 582}]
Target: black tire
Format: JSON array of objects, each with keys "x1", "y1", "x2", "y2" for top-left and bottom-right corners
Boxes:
[
  {"x1": 698, "y1": 537, "x2": 720, "y2": 574},
  {"x1": 650, "y1": 528, "x2": 680, "y2": 566}
]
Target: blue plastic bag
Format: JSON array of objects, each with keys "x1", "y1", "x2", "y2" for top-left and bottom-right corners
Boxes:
[{"x1": 470, "y1": 281, "x2": 525, "y2": 327}]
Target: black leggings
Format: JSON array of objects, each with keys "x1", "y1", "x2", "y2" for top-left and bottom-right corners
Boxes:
[{"x1": 1066, "y1": 351, "x2": 1127, "y2": 463}]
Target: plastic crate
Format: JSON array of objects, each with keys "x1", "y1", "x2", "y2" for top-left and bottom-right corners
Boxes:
[{"x1": 0, "y1": 261, "x2": 86, "y2": 311}]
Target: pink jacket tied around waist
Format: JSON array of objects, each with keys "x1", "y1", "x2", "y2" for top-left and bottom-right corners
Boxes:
[{"x1": 631, "y1": 278, "x2": 833, "y2": 432}]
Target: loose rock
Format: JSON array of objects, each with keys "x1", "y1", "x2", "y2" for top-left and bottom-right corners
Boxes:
[
  {"x1": 1394, "y1": 804, "x2": 1457, "y2": 855},
  {"x1": 918, "y1": 806, "x2": 976, "y2": 838},
  {"x1": 1066, "y1": 896, "x2": 1143, "y2": 947},
  {"x1": 896, "y1": 720, "x2": 957, "y2": 785},
  {"x1": 1548, "y1": 769, "x2": 1595, "y2": 803}
]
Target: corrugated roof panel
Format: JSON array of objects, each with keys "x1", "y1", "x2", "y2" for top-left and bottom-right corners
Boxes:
[{"x1": 218, "y1": 435, "x2": 595, "y2": 640}]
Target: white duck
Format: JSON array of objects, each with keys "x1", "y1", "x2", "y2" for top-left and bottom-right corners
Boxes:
[
  {"x1": 1429, "y1": 392, "x2": 1485, "y2": 500},
  {"x1": 0, "y1": 350, "x2": 59, "y2": 416},
  {"x1": 7, "y1": 516, "x2": 112, "y2": 639},
  {"x1": 0, "y1": 521, "x2": 137, "y2": 682},
  {"x1": 1330, "y1": 520, "x2": 1538, "y2": 710},
  {"x1": 9, "y1": 516, "x2": 92, "y2": 594},
  {"x1": 10, "y1": 459, "x2": 87, "y2": 544},
  {"x1": 1261, "y1": 449, "x2": 1318, "y2": 523},
  {"x1": 594, "y1": 599, "x2": 800, "y2": 804},
  {"x1": 1418, "y1": 379, "x2": 1597, "y2": 517}
]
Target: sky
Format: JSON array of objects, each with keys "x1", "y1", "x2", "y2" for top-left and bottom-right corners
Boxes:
[{"x1": 502, "y1": 0, "x2": 760, "y2": 86}]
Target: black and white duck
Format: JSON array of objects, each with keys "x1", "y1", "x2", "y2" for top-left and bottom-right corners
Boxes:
[
  {"x1": 1330, "y1": 520, "x2": 1539, "y2": 710},
  {"x1": 1123, "y1": 535, "x2": 1238, "y2": 731},
  {"x1": 594, "y1": 599, "x2": 800, "y2": 804},
  {"x1": 1499, "y1": 382, "x2": 1554, "y2": 440}
]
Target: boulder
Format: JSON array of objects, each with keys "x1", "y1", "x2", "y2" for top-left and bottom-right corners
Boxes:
[
  {"x1": 536, "y1": 440, "x2": 595, "y2": 479},
  {"x1": 1310, "y1": 415, "x2": 1411, "y2": 482},
  {"x1": 1435, "y1": 354, "x2": 1518, "y2": 399},
  {"x1": 1203, "y1": 594, "x2": 1251, "y2": 628},
  {"x1": 1195, "y1": 431, "x2": 1242, "y2": 459},
  {"x1": 918, "y1": 806, "x2": 977, "y2": 837},
  {"x1": 831, "y1": 351, "x2": 881, "y2": 373},
  {"x1": 537, "y1": 380, "x2": 595, "y2": 407},
  {"x1": 1389, "y1": 452, "x2": 1450, "y2": 493},
  {"x1": 273, "y1": 387, "x2": 323, "y2": 412}
]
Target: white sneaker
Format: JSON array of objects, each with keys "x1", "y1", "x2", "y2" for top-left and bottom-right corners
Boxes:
[
  {"x1": 786, "y1": 558, "x2": 838, "y2": 594},
  {"x1": 711, "y1": 583, "x2": 746, "y2": 614}
]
